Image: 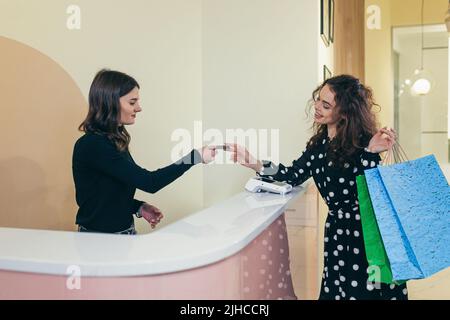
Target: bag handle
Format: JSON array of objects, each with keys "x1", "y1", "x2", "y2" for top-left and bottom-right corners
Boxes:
[{"x1": 382, "y1": 140, "x2": 409, "y2": 166}]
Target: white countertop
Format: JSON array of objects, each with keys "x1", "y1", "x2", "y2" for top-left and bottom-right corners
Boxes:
[{"x1": 0, "y1": 186, "x2": 307, "y2": 277}]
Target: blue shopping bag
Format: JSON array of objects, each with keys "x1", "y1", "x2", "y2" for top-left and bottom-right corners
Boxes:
[{"x1": 364, "y1": 154, "x2": 450, "y2": 281}]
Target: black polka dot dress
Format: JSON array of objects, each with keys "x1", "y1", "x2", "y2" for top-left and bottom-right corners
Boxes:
[{"x1": 258, "y1": 136, "x2": 408, "y2": 300}]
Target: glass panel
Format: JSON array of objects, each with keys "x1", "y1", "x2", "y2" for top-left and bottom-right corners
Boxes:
[{"x1": 393, "y1": 24, "x2": 449, "y2": 163}]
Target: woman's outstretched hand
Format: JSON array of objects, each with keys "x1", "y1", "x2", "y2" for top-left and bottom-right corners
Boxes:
[
  {"x1": 226, "y1": 143, "x2": 262, "y2": 172},
  {"x1": 368, "y1": 127, "x2": 397, "y2": 153},
  {"x1": 197, "y1": 145, "x2": 218, "y2": 164},
  {"x1": 139, "y1": 203, "x2": 164, "y2": 229}
]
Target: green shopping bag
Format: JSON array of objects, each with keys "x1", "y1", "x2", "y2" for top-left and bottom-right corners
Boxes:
[{"x1": 356, "y1": 175, "x2": 404, "y2": 285}]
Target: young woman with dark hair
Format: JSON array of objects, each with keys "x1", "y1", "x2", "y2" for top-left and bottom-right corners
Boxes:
[
  {"x1": 73, "y1": 69, "x2": 216, "y2": 235},
  {"x1": 229, "y1": 75, "x2": 408, "y2": 300}
]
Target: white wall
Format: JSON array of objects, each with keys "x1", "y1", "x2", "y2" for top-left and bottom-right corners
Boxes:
[
  {"x1": 201, "y1": 0, "x2": 323, "y2": 206},
  {"x1": 0, "y1": 0, "x2": 327, "y2": 233},
  {"x1": 0, "y1": 0, "x2": 204, "y2": 232}
]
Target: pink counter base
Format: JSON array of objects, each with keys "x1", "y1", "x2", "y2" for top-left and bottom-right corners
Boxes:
[{"x1": 0, "y1": 214, "x2": 297, "y2": 300}]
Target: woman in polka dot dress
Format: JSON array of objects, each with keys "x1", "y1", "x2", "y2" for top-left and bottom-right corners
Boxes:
[{"x1": 229, "y1": 75, "x2": 408, "y2": 300}]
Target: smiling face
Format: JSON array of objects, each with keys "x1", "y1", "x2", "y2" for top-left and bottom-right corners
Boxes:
[
  {"x1": 119, "y1": 86, "x2": 142, "y2": 125},
  {"x1": 314, "y1": 84, "x2": 340, "y2": 125}
]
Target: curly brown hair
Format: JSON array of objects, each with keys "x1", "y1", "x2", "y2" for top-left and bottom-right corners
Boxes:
[
  {"x1": 307, "y1": 74, "x2": 380, "y2": 167},
  {"x1": 79, "y1": 69, "x2": 140, "y2": 152}
]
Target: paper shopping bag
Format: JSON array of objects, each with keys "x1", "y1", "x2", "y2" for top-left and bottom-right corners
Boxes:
[
  {"x1": 356, "y1": 175, "x2": 403, "y2": 284},
  {"x1": 365, "y1": 154, "x2": 450, "y2": 281}
]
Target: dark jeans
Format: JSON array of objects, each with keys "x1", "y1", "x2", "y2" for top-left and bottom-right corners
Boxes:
[{"x1": 78, "y1": 223, "x2": 137, "y2": 235}]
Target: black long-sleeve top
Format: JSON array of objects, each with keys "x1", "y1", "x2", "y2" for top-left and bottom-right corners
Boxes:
[{"x1": 72, "y1": 132, "x2": 201, "y2": 232}]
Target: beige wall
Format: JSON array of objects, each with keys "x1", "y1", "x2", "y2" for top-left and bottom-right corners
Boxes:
[
  {"x1": 0, "y1": 0, "x2": 203, "y2": 232},
  {"x1": 0, "y1": 36, "x2": 86, "y2": 231},
  {"x1": 201, "y1": 0, "x2": 324, "y2": 206},
  {"x1": 365, "y1": 0, "x2": 394, "y2": 128},
  {"x1": 391, "y1": 0, "x2": 449, "y2": 26}
]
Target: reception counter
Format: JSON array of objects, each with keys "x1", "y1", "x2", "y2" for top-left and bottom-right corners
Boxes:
[{"x1": 0, "y1": 185, "x2": 309, "y2": 299}]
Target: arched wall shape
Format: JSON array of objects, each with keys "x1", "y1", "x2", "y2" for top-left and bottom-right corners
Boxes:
[{"x1": 0, "y1": 36, "x2": 87, "y2": 231}]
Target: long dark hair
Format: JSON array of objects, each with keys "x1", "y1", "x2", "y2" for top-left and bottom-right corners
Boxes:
[
  {"x1": 307, "y1": 74, "x2": 379, "y2": 167},
  {"x1": 79, "y1": 69, "x2": 140, "y2": 152}
]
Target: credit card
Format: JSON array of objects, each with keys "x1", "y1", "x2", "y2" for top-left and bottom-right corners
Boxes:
[{"x1": 214, "y1": 144, "x2": 230, "y2": 151}]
